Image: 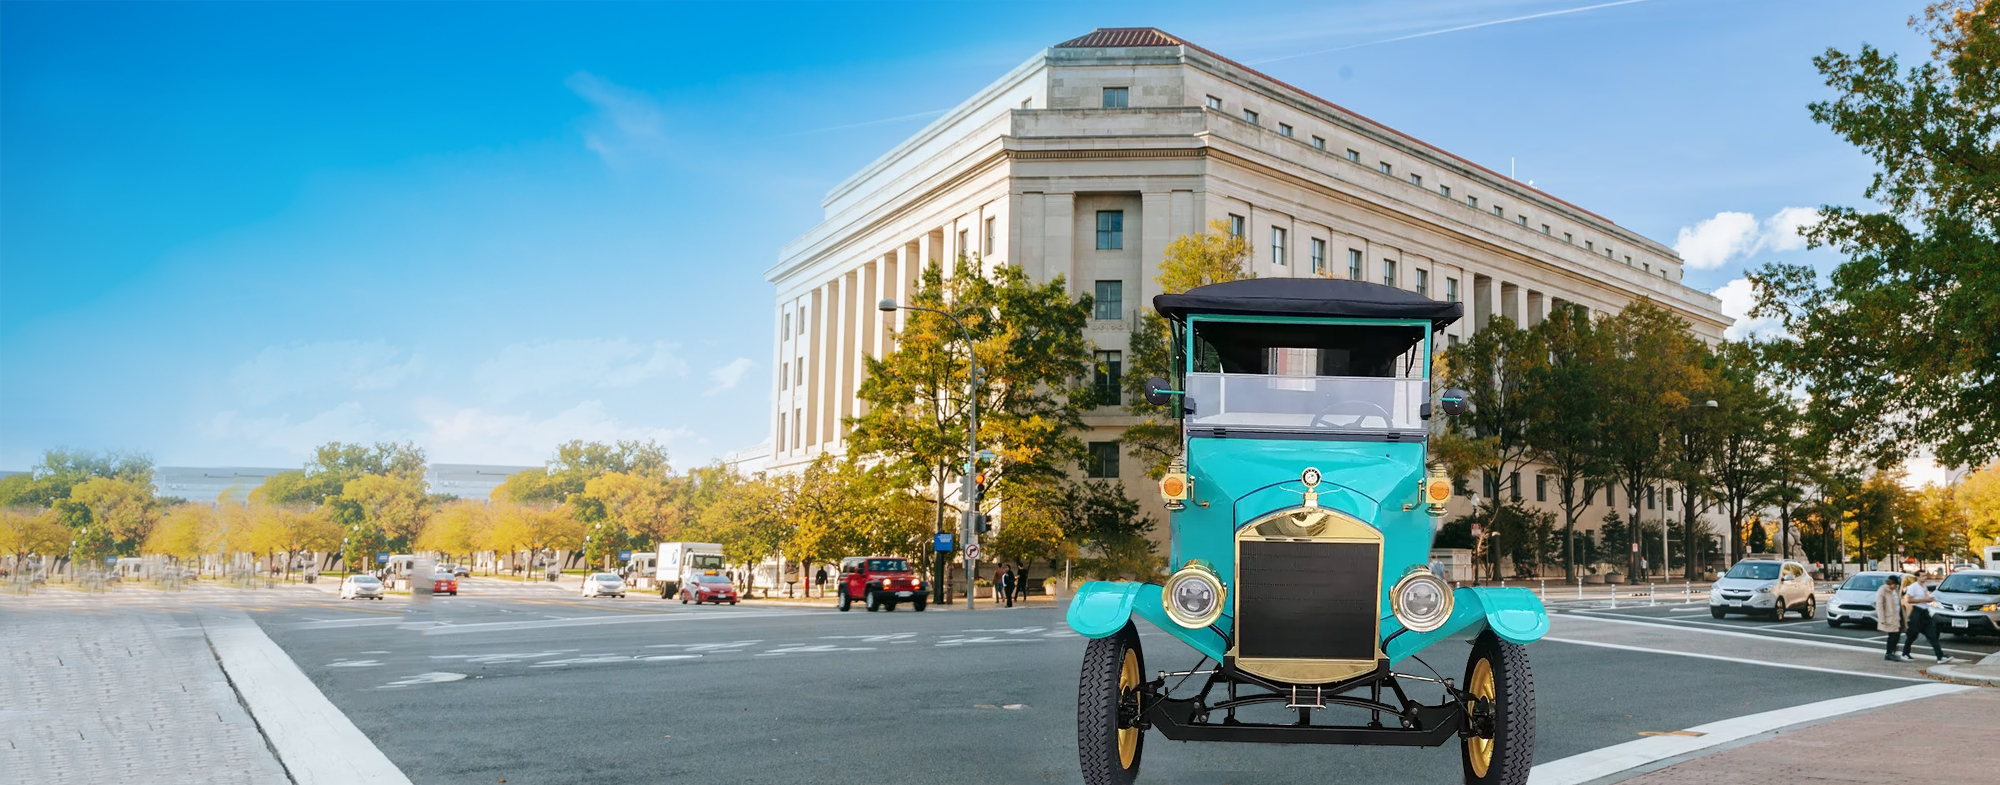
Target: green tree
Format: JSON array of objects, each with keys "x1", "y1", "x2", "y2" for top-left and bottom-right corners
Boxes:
[
  {"x1": 1121, "y1": 220, "x2": 1254, "y2": 479},
  {"x1": 1441, "y1": 315, "x2": 1541, "y2": 576},
  {"x1": 1599, "y1": 300, "x2": 1707, "y2": 577},
  {"x1": 69, "y1": 476, "x2": 159, "y2": 557},
  {"x1": 1520, "y1": 305, "x2": 1607, "y2": 580},
  {"x1": 1959, "y1": 460, "x2": 2000, "y2": 555},
  {"x1": 1748, "y1": 0, "x2": 2000, "y2": 468},
  {"x1": 343, "y1": 474, "x2": 431, "y2": 552}
]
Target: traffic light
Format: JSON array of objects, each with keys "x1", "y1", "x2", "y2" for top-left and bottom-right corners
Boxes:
[{"x1": 973, "y1": 472, "x2": 988, "y2": 505}]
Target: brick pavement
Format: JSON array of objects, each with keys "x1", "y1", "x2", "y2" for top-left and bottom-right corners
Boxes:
[
  {"x1": 1620, "y1": 687, "x2": 2000, "y2": 785},
  {"x1": 0, "y1": 606, "x2": 291, "y2": 785}
]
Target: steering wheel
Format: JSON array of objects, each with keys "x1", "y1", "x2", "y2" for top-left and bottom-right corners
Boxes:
[{"x1": 1310, "y1": 399, "x2": 1392, "y2": 429}]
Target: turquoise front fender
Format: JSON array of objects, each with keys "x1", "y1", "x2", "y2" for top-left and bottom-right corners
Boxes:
[
  {"x1": 1066, "y1": 581, "x2": 1230, "y2": 662},
  {"x1": 1384, "y1": 586, "x2": 1548, "y2": 665}
]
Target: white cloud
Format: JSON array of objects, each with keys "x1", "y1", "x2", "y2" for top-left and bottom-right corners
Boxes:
[
  {"x1": 565, "y1": 71, "x2": 669, "y2": 166},
  {"x1": 1672, "y1": 207, "x2": 1822, "y2": 270},
  {"x1": 421, "y1": 401, "x2": 697, "y2": 465},
  {"x1": 208, "y1": 402, "x2": 401, "y2": 455},
  {"x1": 475, "y1": 339, "x2": 687, "y2": 401},
  {"x1": 1713, "y1": 278, "x2": 1785, "y2": 341},
  {"x1": 1761, "y1": 206, "x2": 1821, "y2": 253},
  {"x1": 229, "y1": 341, "x2": 423, "y2": 404},
  {"x1": 704, "y1": 358, "x2": 754, "y2": 396}
]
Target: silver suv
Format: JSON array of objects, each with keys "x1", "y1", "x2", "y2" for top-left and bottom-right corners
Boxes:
[
  {"x1": 1826, "y1": 571, "x2": 1901, "y2": 628},
  {"x1": 1710, "y1": 559, "x2": 1816, "y2": 620},
  {"x1": 1929, "y1": 569, "x2": 2000, "y2": 639}
]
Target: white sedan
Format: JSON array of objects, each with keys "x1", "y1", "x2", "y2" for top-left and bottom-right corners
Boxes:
[
  {"x1": 340, "y1": 575, "x2": 385, "y2": 600},
  {"x1": 581, "y1": 573, "x2": 627, "y2": 598}
]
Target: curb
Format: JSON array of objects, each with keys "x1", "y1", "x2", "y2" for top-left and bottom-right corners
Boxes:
[{"x1": 1923, "y1": 663, "x2": 2000, "y2": 688}]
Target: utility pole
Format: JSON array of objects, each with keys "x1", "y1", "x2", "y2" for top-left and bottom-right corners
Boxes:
[{"x1": 880, "y1": 297, "x2": 982, "y2": 611}]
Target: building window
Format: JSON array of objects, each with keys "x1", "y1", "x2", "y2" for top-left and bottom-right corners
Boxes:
[
  {"x1": 796, "y1": 360, "x2": 804, "y2": 385},
  {"x1": 1228, "y1": 214, "x2": 1246, "y2": 237},
  {"x1": 1311, "y1": 136, "x2": 1326, "y2": 150},
  {"x1": 777, "y1": 413, "x2": 787, "y2": 451},
  {"x1": 1536, "y1": 475, "x2": 1547, "y2": 503},
  {"x1": 1493, "y1": 205, "x2": 1504, "y2": 218},
  {"x1": 1101, "y1": 87, "x2": 1129, "y2": 108},
  {"x1": 1439, "y1": 185, "x2": 1451, "y2": 198},
  {"x1": 1409, "y1": 174, "x2": 1423, "y2": 187},
  {"x1": 1447, "y1": 333, "x2": 1460, "y2": 348},
  {"x1": 780, "y1": 362, "x2": 788, "y2": 390},
  {"x1": 1666, "y1": 487, "x2": 1675, "y2": 511},
  {"x1": 1095, "y1": 210, "x2": 1124, "y2": 250},
  {"x1": 1242, "y1": 108, "x2": 1259, "y2": 125},
  {"x1": 1605, "y1": 246, "x2": 1614, "y2": 258},
  {"x1": 1563, "y1": 232, "x2": 1574, "y2": 244},
  {"x1": 1270, "y1": 227, "x2": 1287, "y2": 266},
  {"x1": 1379, "y1": 162, "x2": 1393, "y2": 175},
  {"x1": 1585, "y1": 240, "x2": 1595, "y2": 251},
  {"x1": 1346, "y1": 149, "x2": 1360, "y2": 162},
  {"x1": 1510, "y1": 471, "x2": 1522, "y2": 502},
  {"x1": 1206, "y1": 94, "x2": 1222, "y2": 110},
  {"x1": 959, "y1": 228, "x2": 970, "y2": 256},
  {"x1": 1647, "y1": 487, "x2": 1656, "y2": 510},
  {"x1": 1093, "y1": 350, "x2": 1123, "y2": 407},
  {"x1": 1415, "y1": 268, "x2": 1429, "y2": 297},
  {"x1": 1086, "y1": 441, "x2": 1121, "y2": 479},
  {"x1": 1094, "y1": 280, "x2": 1123, "y2": 321},
  {"x1": 1541, "y1": 224, "x2": 1551, "y2": 235},
  {"x1": 1518, "y1": 215, "x2": 1528, "y2": 227},
  {"x1": 984, "y1": 216, "x2": 996, "y2": 256},
  {"x1": 793, "y1": 408, "x2": 803, "y2": 448},
  {"x1": 1347, "y1": 248, "x2": 1363, "y2": 279},
  {"x1": 1624, "y1": 254, "x2": 1633, "y2": 266},
  {"x1": 1382, "y1": 259, "x2": 1397, "y2": 287},
  {"x1": 798, "y1": 306, "x2": 808, "y2": 334},
  {"x1": 1278, "y1": 123, "x2": 1294, "y2": 137},
  {"x1": 1310, "y1": 238, "x2": 1326, "y2": 275},
  {"x1": 1446, "y1": 277, "x2": 1460, "y2": 303},
  {"x1": 782, "y1": 312, "x2": 790, "y2": 338},
  {"x1": 1467, "y1": 195, "x2": 1479, "y2": 209},
  {"x1": 1644, "y1": 262, "x2": 1651, "y2": 273}
]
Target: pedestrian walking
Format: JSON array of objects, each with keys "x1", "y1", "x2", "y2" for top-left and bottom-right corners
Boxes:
[
  {"x1": 1875, "y1": 574, "x2": 1906, "y2": 661},
  {"x1": 1900, "y1": 573, "x2": 1956, "y2": 663},
  {"x1": 814, "y1": 566, "x2": 828, "y2": 597},
  {"x1": 1017, "y1": 564, "x2": 1031, "y2": 603},
  {"x1": 1639, "y1": 557, "x2": 1649, "y2": 582},
  {"x1": 999, "y1": 566, "x2": 1015, "y2": 608}
]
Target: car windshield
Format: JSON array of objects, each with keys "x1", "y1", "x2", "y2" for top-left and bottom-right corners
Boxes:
[
  {"x1": 1937, "y1": 573, "x2": 2000, "y2": 595},
  {"x1": 1725, "y1": 562, "x2": 1780, "y2": 580},
  {"x1": 1840, "y1": 574, "x2": 1889, "y2": 591},
  {"x1": 868, "y1": 559, "x2": 908, "y2": 572},
  {"x1": 591, "y1": 574, "x2": 620, "y2": 581},
  {"x1": 697, "y1": 574, "x2": 732, "y2": 584},
  {"x1": 1184, "y1": 319, "x2": 1427, "y2": 438},
  {"x1": 351, "y1": 576, "x2": 379, "y2": 584}
]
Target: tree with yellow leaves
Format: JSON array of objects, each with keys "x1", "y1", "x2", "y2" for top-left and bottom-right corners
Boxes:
[
  {"x1": 146, "y1": 504, "x2": 219, "y2": 568},
  {"x1": 487, "y1": 503, "x2": 583, "y2": 581},
  {"x1": 420, "y1": 500, "x2": 492, "y2": 573},
  {"x1": 1122, "y1": 220, "x2": 1255, "y2": 479},
  {"x1": 1956, "y1": 461, "x2": 2000, "y2": 558},
  {"x1": 246, "y1": 505, "x2": 340, "y2": 582},
  {"x1": 2, "y1": 507, "x2": 68, "y2": 576}
]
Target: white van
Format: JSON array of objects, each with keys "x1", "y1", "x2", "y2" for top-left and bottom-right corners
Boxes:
[{"x1": 655, "y1": 543, "x2": 724, "y2": 598}]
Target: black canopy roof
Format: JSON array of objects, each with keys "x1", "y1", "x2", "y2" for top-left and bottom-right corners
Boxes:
[{"x1": 1154, "y1": 277, "x2": 1462, "y2": 329}]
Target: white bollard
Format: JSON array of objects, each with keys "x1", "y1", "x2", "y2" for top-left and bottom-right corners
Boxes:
[
  {"x1": 1578, "y1": 578, "x2": 1584, "y2": 600},
  {"x1": 1649, "y1": 583, "x2": 1657, "y2": 607}
]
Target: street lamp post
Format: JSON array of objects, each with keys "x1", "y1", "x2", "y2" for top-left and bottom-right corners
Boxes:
[
  {"x1": 1627, "y1": 504, "x2": 1640, "y2": 580},
  {"x1": 880, "y1": 297, "x2": 980, "y2": 611}
]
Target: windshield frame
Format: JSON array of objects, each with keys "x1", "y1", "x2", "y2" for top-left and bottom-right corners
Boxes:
[
  {"x1": 1180, "y1": 314, "x2": 1434, "y2": 442},
  {"x1": 1937, "y1": 573, "x2": 2000, "y2": 595},
  {"x1": 868, "y1": 559, "x2": 909, "y2": 572},
  {"x1": 1839, "y1": 574, "x2": 1890, "y2": 592}
]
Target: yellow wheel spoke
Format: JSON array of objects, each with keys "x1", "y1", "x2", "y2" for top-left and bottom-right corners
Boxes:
[
  {"x1": 1468, "y1": 657, "x2": 1495, "y2": 778},
  {"x1": 1116, "y1": 649, "x2": 1140, "y2": 769}
]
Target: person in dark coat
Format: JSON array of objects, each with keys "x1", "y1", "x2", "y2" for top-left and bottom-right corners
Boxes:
[
  {"x1": 999, "y1": 566, "x2": 1015, "y2": 607},
  {"x1": 814, "y1": 566, "x2": 828, "y2": 597},
  {"x1": 1016, "y1": 564, "x2": 1031, "y2": 603}
]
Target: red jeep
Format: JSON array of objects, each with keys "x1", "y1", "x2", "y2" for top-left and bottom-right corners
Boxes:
[{"x1": 836, "y1": 556, "x2": 929, "y2": 612}]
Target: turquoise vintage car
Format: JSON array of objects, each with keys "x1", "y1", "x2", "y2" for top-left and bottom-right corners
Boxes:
[{"x1": 1066, "y1": 277, "x2": 1548, "y2": 785}]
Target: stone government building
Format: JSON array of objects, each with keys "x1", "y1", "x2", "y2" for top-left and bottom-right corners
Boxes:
[{"x1": 763, "y1": 28, "x2": 1732, "y2": 566}]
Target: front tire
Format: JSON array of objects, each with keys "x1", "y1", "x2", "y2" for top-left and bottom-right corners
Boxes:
[
  {"x1": 1461, "y1": 630, "x2": 1535, "y2": 785},
  {"x1": 866, "y1": 592, "x2": 881, "y2": 612},
  {"x1": 838, "y1": 592, "x2": 852, "y2": 612},
  {"x1": 1077, "y1": 623, "x2": 1145, "y2": 785},
  {"x1": 913, "y1": 597, "x2": 927, "y2": 612},
  {"x1": 1798, "y1": 597, "x2": 1815, "y2": 620},
  {"x1": 1711, "y1": 607, "x2": 1727, "y2": 619}
]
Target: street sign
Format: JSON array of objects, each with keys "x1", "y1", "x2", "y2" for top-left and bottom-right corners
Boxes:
[
  {"x1": 376, "y1": 552, "x2": 390, "y2": 563},
  {"x1": 965, "y1": 542, "x2": 983, "y2": 562},
  {"x1": 618, "y1": 550, "x2": 632, "y2": 560},
  {"x1": 104, "y1": 555, "x2": 116, "y2": 565},
  {"x1": 933, "y1": 532, "x2": 954, "y2": 552},
  {"x1": 1631, "y1": 543, "x2": 1639, "y2": 553}
]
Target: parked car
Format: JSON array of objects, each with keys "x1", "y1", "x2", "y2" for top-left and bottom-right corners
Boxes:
[
  {"x1": 340, "y1": 574, "x2": 384, "y2": 600},
  {"x1": 1929, "y1": 568, "x2": 2000, "y2": 639},
  {"x1": 835, "y1": 556, "x2": 928, "y2": 612},
  {"x1": 432, "y1": 573, "x2": 458, "y2": 596},
  {"x1": 1709, "y1": 559, "x2": 1816, "y2": 619},
  {"x1": 1826, "y1": 571, "x2": 1899, "y2": 627},
  {"x1": 680, "y1": 572, "x2": 739, "y2": 605},
  {"x1": 581, "y1": 572, "x2": 626, "y2": 598},
  {"x1": 438, "y1": 563, "x2": 470, "y2": 578}
]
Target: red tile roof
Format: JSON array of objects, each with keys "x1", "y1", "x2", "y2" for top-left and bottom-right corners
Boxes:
[{"x1": 1051, "y1": 28, "x2": 1620, "y2": 228}]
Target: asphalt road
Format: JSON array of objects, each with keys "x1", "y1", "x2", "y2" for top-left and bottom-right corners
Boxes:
[{"x1": 239, "y1": 584, "x2": 1974, "y2": 785}]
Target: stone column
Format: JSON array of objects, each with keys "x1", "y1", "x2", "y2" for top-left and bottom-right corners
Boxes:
[{"x1": 1044, "y1": 194, "x2": 1076, "y2": 294}]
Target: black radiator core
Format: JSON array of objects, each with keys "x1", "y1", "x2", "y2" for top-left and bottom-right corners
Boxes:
[{"x1": 1236, "y1": 540, "x2": 1380, "y2": 660}]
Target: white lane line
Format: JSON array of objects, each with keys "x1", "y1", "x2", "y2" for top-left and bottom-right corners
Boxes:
[
  {"x1": 1525, "y1": 682, "x2": 1971, "y2": 785},
  {"x1": 1561, "y1": 613, "x2": 1882, "y2": 653},
  {"x1": 291, "y1": 617, "x2": 410, "y2": 630},
  {"x1": 1569, "y1": 612, "x2": 1992, "y2": 656},
  {"x1": 1541, "y1": 637, "x2": 1931, "y2": 682},
  {"x1": 201, "y1": 612, "x2": 413, "y2": 785},
  {"x1": 422, "y1": 609, "x2": 815, "y2": 635}
]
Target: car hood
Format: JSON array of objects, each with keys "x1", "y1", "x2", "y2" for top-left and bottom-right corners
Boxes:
[
  {"x1": 1714, "y1": 578, "x2": 1776, "y2": 591},
  {"x1": 1933, "y1": 591, "x2": 1998, "y2": 610},
  {"x1": 1830, "y1": 589, "x2": 1877, "y2": 603}
]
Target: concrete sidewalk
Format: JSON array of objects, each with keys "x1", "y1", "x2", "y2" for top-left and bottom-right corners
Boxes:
[
  {"x1": 0, "y1": 606, "x2": 291, "y2": 785},
  {"x1": 1618, "y1": 686, "x2": 2000, "y2": 785},
  {"x1": 1926, "y1": 650, "x2": 2000, "y2": 687}
]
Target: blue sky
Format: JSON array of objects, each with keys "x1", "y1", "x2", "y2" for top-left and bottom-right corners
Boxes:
[{"x1": 0, "y1": 1, "x2": 1927, "y2": 473}]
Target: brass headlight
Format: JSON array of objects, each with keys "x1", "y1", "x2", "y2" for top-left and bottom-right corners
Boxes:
[
  {"x1": 1163, "y1": 562, "x2": 1226, "y2": 629},
  {"x1": 1391, "y1": 568, "x2": 1453, "y2": 633}
]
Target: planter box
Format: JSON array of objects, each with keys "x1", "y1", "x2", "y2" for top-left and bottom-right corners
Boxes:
[
  {"x1": 1582, "y1": 575, "x2": 1606, "y2": 585},
  {"x1": 1604, "y1": 573, "x2": 1627, "y2": 585}
]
